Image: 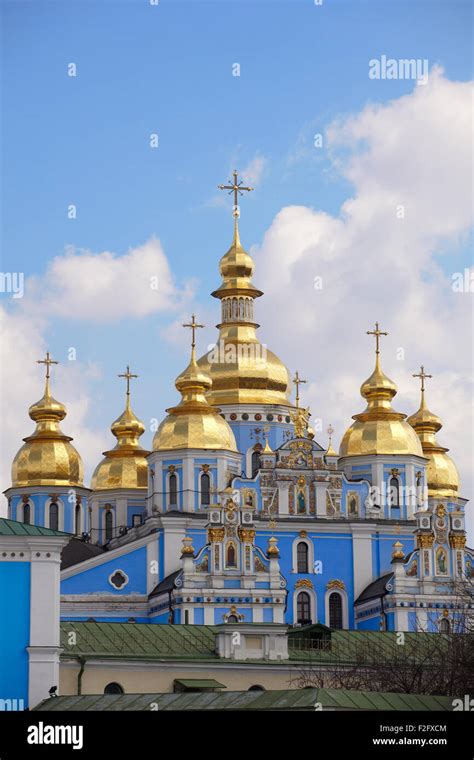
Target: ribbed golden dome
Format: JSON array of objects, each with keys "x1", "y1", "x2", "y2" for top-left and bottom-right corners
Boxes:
[
  {"x1": 407, "y1": 380, "x2": 459, "y2": 498},
  {"x1": 153, "y1": 343, "x2": 238, "y2": 451},
  {"x1": 11, "y1": 371, "x2": 84, "y2": 487},
  {"x1": 91, "y1": 377, "x2": 150, "y2": 491},
  {"x1": 339, "y1": 353, "x2": 424, "y2": 458},
  {"x1": 198, "y1": 219, "x2": 292, "y2": 406}
]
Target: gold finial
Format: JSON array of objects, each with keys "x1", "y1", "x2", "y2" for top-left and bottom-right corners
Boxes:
[
  {"x1": 367, "y1": 321, "x2": 388, "y2": 355},
  {"x1": 413, "y1": 365, "x2": 432, "y2": 398},
  {"x1": 218, "y1": 169, "x2": 254, "y2": 218},
  {"x1": 118, "y1": 365, "x2": 138, "y2": 398},
  {"x1": 392, "y1": 541, "x2": 404, "y2": 560},
  {"x1": 182, "y1": 314, "x2": 204, "y2": 350},
  {"x1": 267, "y1": 535, "x2": 279, "y2": 557},
  {"x1": 292, "y1": 370, "x2": 307, "y2": 409}
]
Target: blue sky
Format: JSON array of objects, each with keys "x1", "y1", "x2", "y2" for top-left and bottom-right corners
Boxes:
[{"x1": 1, "y1": 0, "x2": 472, "y2": 512}]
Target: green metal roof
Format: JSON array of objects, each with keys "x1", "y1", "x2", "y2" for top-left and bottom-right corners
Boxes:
[
  {"x1": 33, "y1": 688, "x2": 453, "y2": 712},
  {"x1": 0, "y1": 518, "x2": 71, "y2": 537},
  {"x1": 288, "y1": 629, "x2": 449, "y2": 664},
  {"x1": 60, "y1": 622, "x2": 218, "y2": 661},
  {"x1": 59, "y1": 621, "x2": 451, "y2": 666},
  {"x1": 174, "y1": 679, "x2": 226, "y2": 689}
]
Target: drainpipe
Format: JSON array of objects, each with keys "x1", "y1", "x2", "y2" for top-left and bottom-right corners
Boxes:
[{"x1": 77, "y1": 657, "x2": 86, "y2": 695}]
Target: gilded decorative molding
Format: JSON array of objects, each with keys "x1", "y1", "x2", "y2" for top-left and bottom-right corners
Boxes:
[
  {"x1": 238, "y1": 528, "x2": 255, "y2": 543},
  {"x1": 208, "y1": 527, "x2": 225, "y2": 543},
  {"x1": 417, "y1": 533, "x2": 435, "y2": 548},
  {"x1": 326, "y1": 579, "x2": 345, "y2": 591},
  {"x1": 296, "y1": 578, "x2": 314, "y2": 589},
  {"x1": 449, "y1": 535, "x2": 466, "y2": 549}
]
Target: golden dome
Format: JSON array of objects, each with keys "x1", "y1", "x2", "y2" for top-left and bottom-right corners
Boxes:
[
  {"x1": 198, "y1": 218, "x2": 292, "y2": 407},
  {"x1": 407, "y1": 377, "x2": 459, "y2": 498},
  {"x1": 339, "y1": 353, "x2": 424, "y2": 458},
  {"x1": 153, "y1": 343, "x2": 238, "y2": 452},
  {"x1": 11, "y1": 367, "x2": 83, "y2": 487},
  {"x1": 91, "y1": 373, "x2": 150, "y2": 491}
]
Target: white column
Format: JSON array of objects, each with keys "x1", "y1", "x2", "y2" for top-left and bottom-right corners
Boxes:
[
  {"x1": 28, "y1": 537, "x2": 67, "y2": 708},
  {"x1": 315, "y1": 482, "x2": 327, "y2": 517},
  {"x1": 278, "y1": 483, "x2": 289, "y2": 515}
]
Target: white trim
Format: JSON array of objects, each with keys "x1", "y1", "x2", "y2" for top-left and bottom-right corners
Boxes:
[
  {"x1": 293, "y1": 588, "x2": 317, "y2": 624},
  {"x1": 292, "y1": 537, "x2": 314, "y2": 574},
  {"x1": 44, "y1": 497, "x2": 64, "y2": 532},
  {"x1": 108, "y1": 569, "x2": 129, "y2": 590},
  {"x1": 325, "y1": 587, "x2": 349, "y2": 629}
]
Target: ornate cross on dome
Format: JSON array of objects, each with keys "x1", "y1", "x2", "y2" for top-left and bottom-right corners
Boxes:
[
  {"x1": 218, "y1": 170, "x2": 254, "y2": 218},
  {"x1": 366, "y1": 321, "x2": 388, "y2": 354},
  {"x1": 413, "y1": 365, "x2": 432, "y2": 393},
  {"x1": 292, "y1": 370, "x2": 307, "y2": 408},
  {"x1": 118, "y1": 365, "x2": 138, "y2": 397},
  {"x1": 37, "y1": 351, "x2": 58, "y2": 379},
  {"x1": 182, "y1": 314, "x2": 204, "y2": 348}
]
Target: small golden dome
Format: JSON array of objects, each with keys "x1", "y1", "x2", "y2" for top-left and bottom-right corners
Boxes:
[
  {"x1": 199, "y1": 218, "x2": 292, "y2": 407},
  {"x1": 339, "y1": 353, "x2": 424, "y2": 458},
  {"x1": 91, "y1": 376, "x2": 150, "y2": 491},
  {"x1": 267, "y1": 536, "x2": 279, "y2": 557},
  {"x1": 153, "y1": 344, "x2": 238, "y2": 452},
  {"x1": 407, "y1": 378, "x2": 459, "y2": 498},
  {"x1": 11, "y1": 370, "x2": 83, "y2": 487}
]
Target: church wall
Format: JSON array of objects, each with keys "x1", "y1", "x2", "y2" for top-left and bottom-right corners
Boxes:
[
  {"x1": 0, "y1": 562, "x2": 30, "y2": 708},
  {"x1": 59, "y1": 660, "x2": 310, "y2": 696},
  {"x1": 61, "y1": 545, "x2": 147, "y2": 596}
]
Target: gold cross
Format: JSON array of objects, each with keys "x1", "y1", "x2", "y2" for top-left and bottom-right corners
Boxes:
[
  {"x1": 413, "y1": 365, "x2": 432, "y2": 393},
  {"x1": 37, "y1": 351, "x2": 58, "y2": 380},
  {"x1": 218, "y1": 169, "x2": 254, "y2": 217},
  {"x1": 366, "y1": 321, "x2": 388, "y2": 354},
  {"x1": 118, "y1": 365, "x2": 138, "y2": 396},
  {"x1": 182, "y1": 314, "x2": 204, "y2": 348},
  {"x1": 293, "y1": 370, "x2": 307, "y2": 408}
]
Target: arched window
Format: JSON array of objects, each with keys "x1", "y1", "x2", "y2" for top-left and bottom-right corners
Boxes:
[
  {"x1": 227, "y1": 614, "x2": 238, "y2": 623},
  {"x1": 389, "y1": 477, "x2": 400, "y2": 508},
  {"x1": 104, "y1": 682, "x2": 123, "y2": 695},
  {"x1": 248, "y1": 685, "x2": 265, "y2": 691},
  {"x1": 329, "y1": 592, "x2": 343, "y2": 629},
  {"x1": 75, "y1": 504, "x2": 81, "y2": 535},
  {"x1": 251, "y1": 450, "x2": 261, "y2": 477},
  {"x1": 226, "y1": 542, "x2": 236, "y2": 568},
  {"x1": 105, "y1": 510, "x2": 113, "y2": 541},
  {"x1": 296, "y1": 542, "x2": 309, "y2": 574},
  {"x1": 439, "y1": 618, "x2": 450, "y2": 634},
  {"x1": 297, "y1": 592, "x2": 311, "y2": 625},
  {"x1": 23, "y1": 503, "x2": 31, "y2": 524},
  {"x1": 169, "y1": 472, "x2": 177, "y2": 507},
  {"x1": 49, "y1": 502, "x2": 59, "y2": 532},
  {"x1": 201, "y1": 473, "x2": 210, "y2": 505}
]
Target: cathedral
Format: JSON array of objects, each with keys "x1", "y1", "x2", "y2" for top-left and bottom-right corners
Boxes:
[{"x1": 3, "y1": 173, "x2": 472, "y2": 646}]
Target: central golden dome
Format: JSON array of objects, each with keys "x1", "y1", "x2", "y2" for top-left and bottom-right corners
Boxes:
[
  {"x1": 197, "y1": 219, "x2": 292, "y2": 407},
  {"x1": 91, "y1": 375, "x2": 150, "y2": 491},
  {"x1": 11, "y1": 368, "x2": 84, "y2": 487},
  {"x1": 153, "y1": 341, "x2": 238, "y2": 451},
  {"x1": 339, "y1": 350, "x2": 424, "y2": 458},
  {"x1": 407, "y1": 377, "x2": 459, "y2": 498}
]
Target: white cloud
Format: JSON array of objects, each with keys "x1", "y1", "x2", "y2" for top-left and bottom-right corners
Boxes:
[
  {"x1": 241, "y1": 154, "x2": 266, "y2": 187},
  {"x1": 253, "y1": 67, "x2": 474, "y2": 538},
  {"x1": 0, "y1": 238, "x2": 193, "y2": 509},
  {"x1": 25, "y1": 237, "x2": 186, "y2": 322},
  {"x1": 0, "y1": 307, "x2": 109, "y2": 501}
]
